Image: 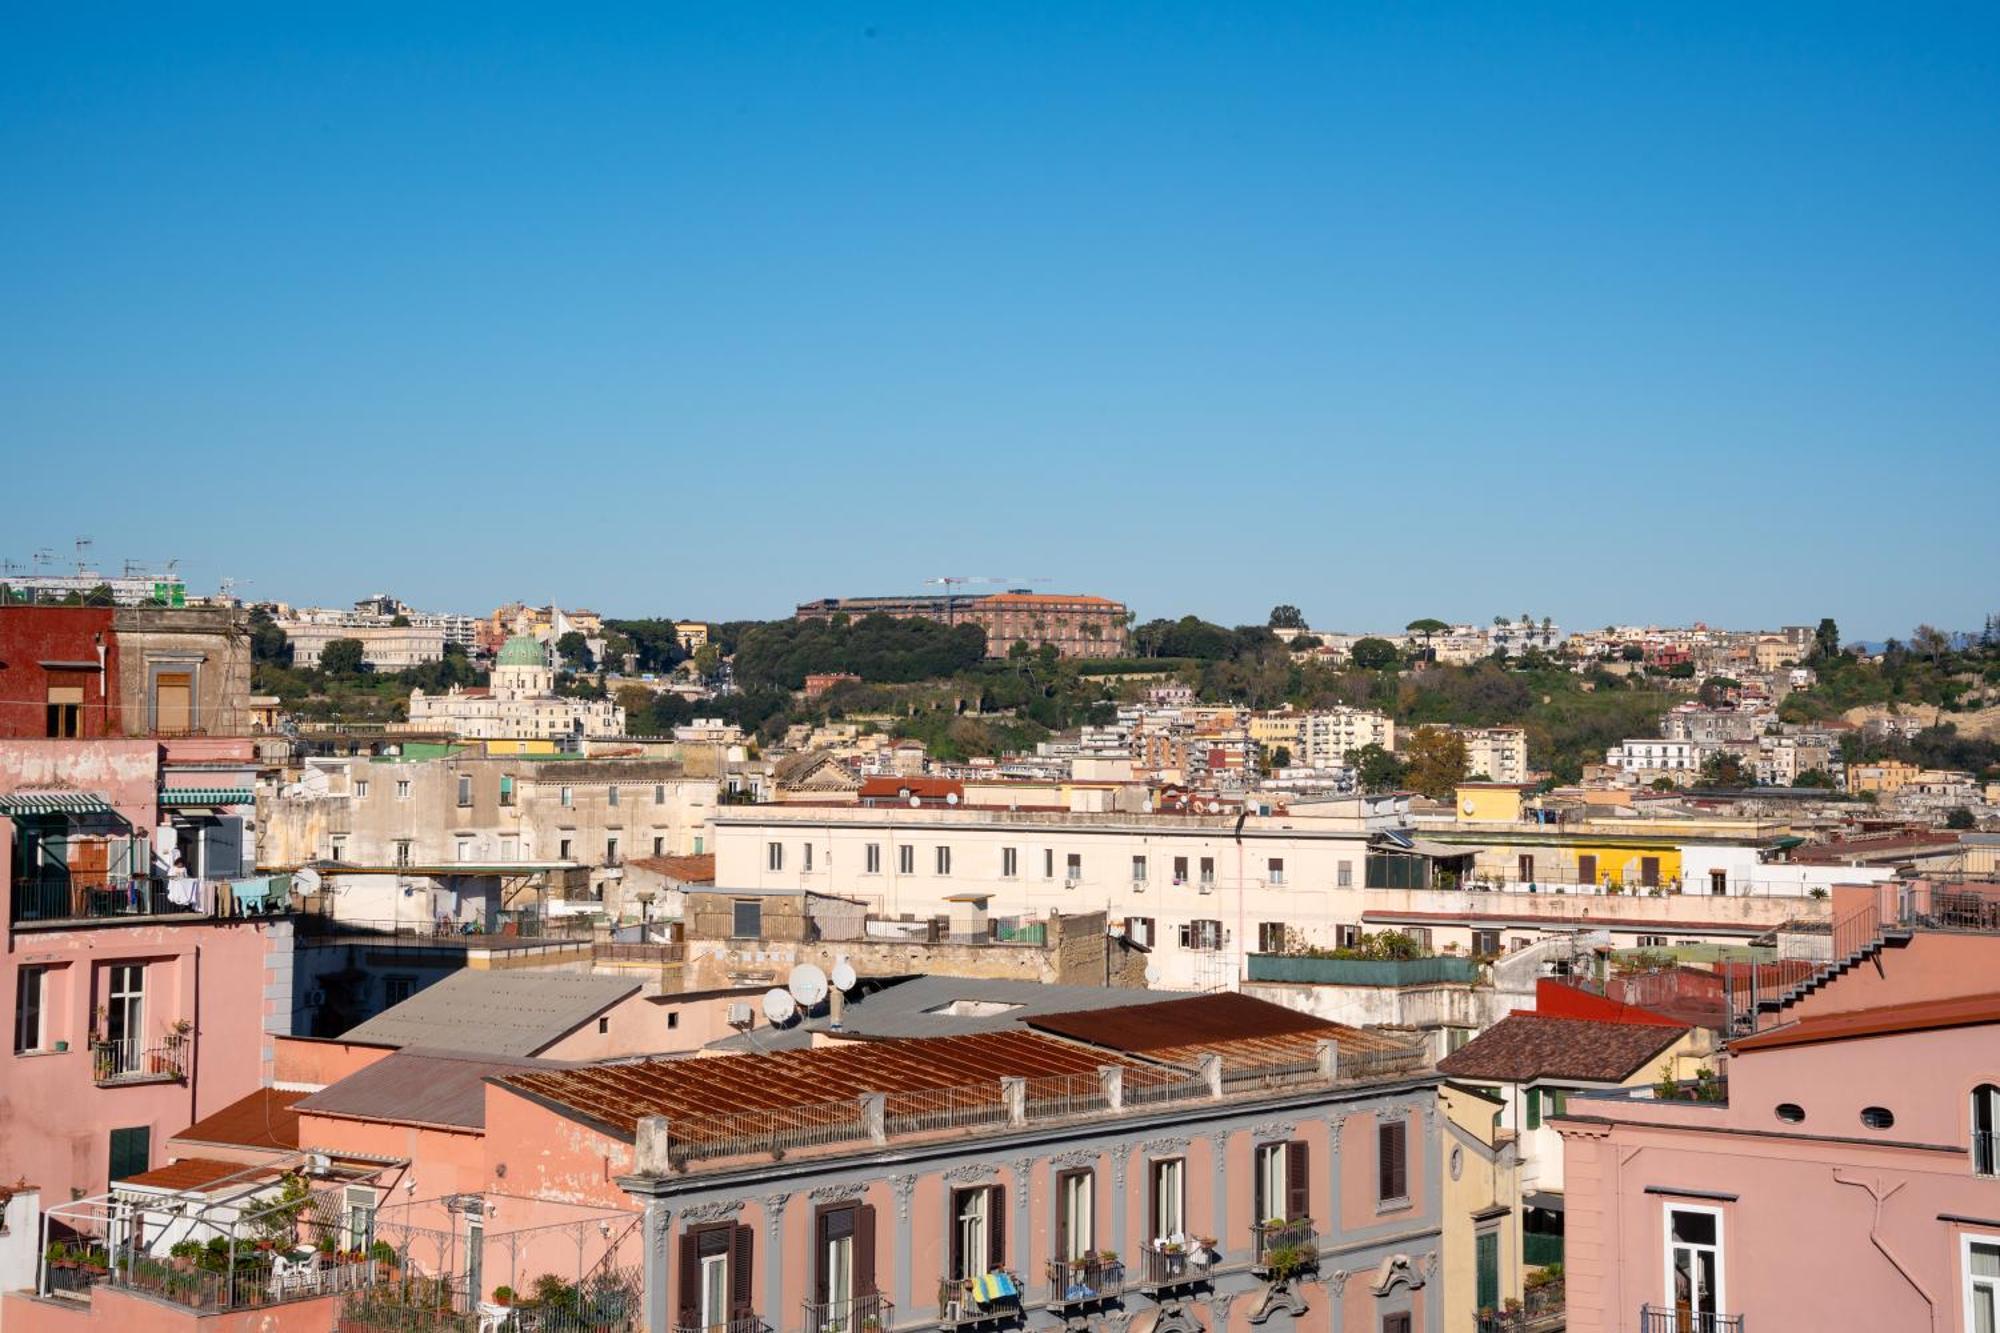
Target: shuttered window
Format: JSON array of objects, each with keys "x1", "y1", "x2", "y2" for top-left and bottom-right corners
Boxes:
[
  {"x1": 109, "y1": 1126, "x2": 150, "y2": 1182},
  {"x1": 1378, "y1": 1116, "x2": 1409, "y2": 1202}
]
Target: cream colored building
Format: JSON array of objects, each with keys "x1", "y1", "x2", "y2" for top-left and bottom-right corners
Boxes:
[
  {"x1": 1299, "y1": 706, "x2": 1396, "y2": 766},
  {"x1": 282, "y1": 620, "x2": 447, "y2": 670},
  {"x1": 673, "y1": 621, "x2": 710, "y2": 652},
  {"x1": 406, "y1": 634, "x2": 624, "y2": 741},
  {"x1": 1459, "y1": 726, "x2": 1530, "y2": 784}
]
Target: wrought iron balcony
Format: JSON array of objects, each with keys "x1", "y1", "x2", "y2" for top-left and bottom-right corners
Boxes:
[
  {"x1": 1249, "y1": 1218, "x2": 1317, "y2": 1277},
  {"x1": 937, "y1": 1274, "x2": 1021, "y2": 1328},
  {"x1": 802, "y1": 1291, "x2": 893, "y2": 1333},
  {"x1": 92, "y1": 1035, "x2": 189, "y2": 1086},
  {"x1": 1045, "y1": 1255, "x2": 1123, "y2": 1307},
  {"x1": 1137, "y1": 1242, "x2": 1214, "y2": 1291},
  {"x1": 1639, "y1": 1306, "x2": 1744, "y2": 1333},
  {"x1": 672, "y1": 1317, "x2": 770, "y2": 1333}
]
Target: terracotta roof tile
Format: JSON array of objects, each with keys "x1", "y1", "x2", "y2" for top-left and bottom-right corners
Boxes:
[{"x1": 1437, "y1": 1014, "x2": 1687, "y2": 1084}]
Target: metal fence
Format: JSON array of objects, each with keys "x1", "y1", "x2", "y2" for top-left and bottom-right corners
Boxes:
[
  {"x1": 1046, "y1": 1256, "x2": 1123, "y2": 1306},
  {"x1": 91, "y1": 1036, "x2": 189, "y2": 1085},
  {"x1": 342, "y1": 1267, "x2": 643, "y2": 1332},
  {"x1": 10, "y1": 876, "x2": 194, "y2": 925},
  {"x1": 801, "y1": 1291, "x2": 893, "y2": 1333},
  {"x1": 1249, "y1": 1218, "x2": 1316, "y2": 1272},
  {"x1": 1138, "y1": 1245, "x2": 1212, "y2": 1290},
  {"x1": 1638, "y1": 1307, "x2": 1743, "y2": 1333}
]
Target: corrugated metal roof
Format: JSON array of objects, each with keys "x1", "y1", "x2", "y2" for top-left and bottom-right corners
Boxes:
[
  {"x1": 503, "y1": 1030, "x2": 1167, "y2": 1141},
  {"x1": 340, "y1": 970, "x2": 640, "y2": 1057},
  {"x1": 1025, "y1": 991, "x2": 1337, "y2": 1052},
  {"x1": 172, "y1": 1088, "x2": 305, "y2": 1151},
  {"x1": 118, "y1": 1158, "x2": 279, "y2": 1193},
  {"x1": 298, "y1": 1049, "x2": 561, "y2": 1129}
]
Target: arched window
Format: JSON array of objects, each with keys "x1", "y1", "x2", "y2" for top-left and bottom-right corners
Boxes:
[{"x1": 1974, "y1": 1084, "x2": 2000, "y2": 1176}]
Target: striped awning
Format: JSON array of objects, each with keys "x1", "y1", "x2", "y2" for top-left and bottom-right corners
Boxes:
[
  {"x1": 159, "y1": 788, "x2": 253, "y2": 807},
  {"x1": 0, "y1": 791, "x2": 114, "y2": 817}
]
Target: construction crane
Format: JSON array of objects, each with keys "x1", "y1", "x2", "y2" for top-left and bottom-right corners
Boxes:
[{"x1": 923, "y1": 575, "x2": 1046, "y2": 624}]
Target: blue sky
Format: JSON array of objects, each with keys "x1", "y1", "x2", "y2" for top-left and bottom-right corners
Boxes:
[{"x1": 2, "y1": 3, "x2": 1995, "y2": 637}]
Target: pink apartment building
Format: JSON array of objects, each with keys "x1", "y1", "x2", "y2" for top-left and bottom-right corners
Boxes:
[
  {"x1": 1555, "y1": 881, "x2": 2000, "y2": 1333},
  {"x1": 2, "y1": 736, "x2": 286, "y2": 1206}
]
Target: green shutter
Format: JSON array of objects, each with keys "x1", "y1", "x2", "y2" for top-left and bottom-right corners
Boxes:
[
  {"x1": 1526, "y1": 1087, "x2": 1541, "y2": 1130},
  {"x1": 1476, "y1": 1231, "x2": 1499, "y2": 1309},
  {"x1": 109, "y1": 1126, "x2": 150, "y2": 1182}
]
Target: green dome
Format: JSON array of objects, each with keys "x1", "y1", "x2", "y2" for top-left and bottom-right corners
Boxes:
[{"x1": 496, "y1": 635, "x2": 545, "y2": 667}]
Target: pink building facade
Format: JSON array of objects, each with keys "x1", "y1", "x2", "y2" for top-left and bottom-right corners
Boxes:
[{"x1": 1556, "y1": 905, "x2": 2000, "y2": 1333}]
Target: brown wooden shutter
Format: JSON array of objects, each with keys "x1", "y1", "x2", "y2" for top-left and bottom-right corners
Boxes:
[
  {"x1": 1285, "y1": 1141, "x2": 1310, "y2": 1222},
  {"x1": 1379, "y1": 1118, "x2": 1408, "y2": 1200},
  {"x1": 1147, "y1": 1162, "x2": 1161, "y2": 1240},
  {"x1": 731, "y1": 1223, "x2": 755, "y2": 1318},
  {"x1": 678, "y1": 1232, "x2": 700, "y2": 1329},
  {"x1": 856, "y1": 1204, "x2": 878, "y2": 1297},
  {"x1": 1053, "y1": 1172, "x2": 1070, "y2": 1263},
  {"x1": 986, "y1": 1184, "x2": 1006, "y2": 1272},
  {"x1": 949, "y1": 1191, "x2": 965, "y2": 1279},
  {"x1": 813, "y1": 1208, "x2": 832, "y2": 1306}
]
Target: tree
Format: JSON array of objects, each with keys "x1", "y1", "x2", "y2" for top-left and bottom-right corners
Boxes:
[
  {"x1": 555, "y1": 631, "x2": 595, "y2": 671},
  {"x1": 247, "y1": 607, "x2": 292, "y2": 666},
  {"x1": 1268, "y1": 605, "x2": 1307, "y2": 630},
  {"x1": 1270, "y1": 744, "x2": 1293, "y2": 770},
  {"x1": 1347, "y1": 743, "x2": 1406, "y2": 793},
  {"x1": 1946, "y1": 807, "x2": 1977, "y2": 830},
  {"x1": 1406, "y1": 618, "x2": 1449, "y2": 659},
  {"x1": 1289, "y1": 635, "x2": 1323, "y2": 651},
  {"x1": 1698, "y1": 751, "x2": 1753, "y2": 787},
  {"x1": 1791, "y1": 769, "x2": 1837, "y2": 789},
  {"x1": 1404, "y1": 727, "x2": 1471, "y2": 801},
  {"x1": 1349, "y1": 637, "x2": 1400, "y2": 670},
  {"x1": 389, "y1": 613, "x2": 411, "y2": 627},
  {"x1": 1811, "y1": 617, "x2": 1841, "y2": 661},
  {"x1": 319, "y1": 638, "x2": 366, "y2": 676},
  {"x1": 1697, "y1": 676, "x2": 1740, "y2": 708}
]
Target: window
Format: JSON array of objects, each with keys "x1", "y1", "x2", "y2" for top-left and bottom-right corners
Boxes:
[
  {"x1": 654, "y1": 836, "x2": 665, "y2": 856},
  {"x1": 1267, "y1": 858, "x2": 1285, "y2": 885},
  {"x1": 330, "y1": 836, "x2": 346, "y2": 862},
  {"x1": 1475, "y1": 1229, "x2": 1500, "y2": 1310},
  {"x1": 815, "y1": 1203, "x2": 874, "y2": 1329},
  {"x1": 344, "y1": 1187, "x2": 378, "y2": 1251},
  {"x1": 1126, "y1": 917, "x2": 1155, "y2": 948},
  {"x1": 109, "y1": 1126, "x2": 150, "y2": 1182},
  {"x1": 599, "y1": 1016, "x2": 610, "y2": 1034},
  {"x1": 1472, "y1": 929, "x2": 1501, "y2": 956},
  {"x1": 1337, "y1": 859, "x2": 1353, "y2": 888},
  {"x1": 499, "y1": 775, "x2": 514, "y2": 806},
  {"x1": 354, "y1": 780, "x2": 370, "y2": 800},
  {"x1": 1252, "y1": 1141, "x2": 1307, "y2": 1222},
  {"x1": 1001, "y1": 847, "x2": 1017, "y2": 878},
  {"x1": 1180, "y1": 919, "x2": 1223, "y2": 951},
  {"x1": 1132, "y1": 855, "x2": 1148, "y2": 883},
  {"x1": 1173, "y1": 856, "x2": 1188, "y2": 885},
  {"x1": 1055, "y1": 1169, "x2": 1095, "y2": 1262},
  {"x1": 1066, "y1": 853, "x2": 1082, "y2": 883},
  {"x1": 679, "y1": 1224, "x2": 748, "y2": 1333},
  {"x1": 15, "y1": 965, "x2": 48, "y2": 1053},
  {"x1": 1636, "y1": 934, "x2": 1667, "y2": 949},
  {"x1": 1968, "y1": 1238, "x2": 2000, "y2": 1333},
  {"x1": 457, "y1": 838, "x2": 474, "y2": 862},
  {"x1": 949, "y1": 1186, "x2": 1004, "y2": 1283},
  {"x1": 936, "y1": 846, "x2": 951, "y2": 875},
  {"x1": 899, "y1": 845, "x2": 915, "y2": 875},
  {"x1": 1382, "y1": 1316, "x2": 1412, "y2": 1333},
  {"x1": 608, "y1": 786, "x2": 620, "y2": 807},
  {"x1": 1577, "y1": 854, "x2": 1597, "y2": 885},
  {"x1": 1664, "y1": 1205, "x2": 1722, "y2": 1324},
  {"x1": 559, "y1": 838, "x2": 573, "y2": 860},
  {"x1": 1861, "y1": 1106, "x2": 1895, "y2": 1130},
  {"x1": 732, "y1": 899, "x2": 763, "y2": 939},
  {"x1": 1337, "y1": 924, "x2": 1362, "y2": 949},
  {"x1": 1975, "y1": 1086, "x2": 2000, "y2": 1176},
  {"x1": 395, "y1": 840, "x2": 412, "y2": 868},
  {"x1": 802, "y1": 843, "x2": 813, "y2": 873},
  {"x1": 865, "y1": 844, "x2": 881, "y2": 875},
  {"x1": 1198, "y1": 857, "x2": 1215, "y2": 887},
  {"x1": 384, "y1": 976, "x2": 415, "y2": 1006},
  {"x1": 606, "y1": 837, "x2": 620, "y2": 866},
  {"x1": 768, "y1": 842, "x2": 785, "y2": 872},
  {"x1": 395, "y1": 779, "x2": 411, "y2": 801},
  {"x1": 655, "y1": 784, "x2": 666, "y2": 805},
  {"x1": 46, "y1": 686, "x2": 82, "y2": 738},
  {"x1": 1044, "y1": 849, "x2": 1055, "y2": 879},
  {"x1": 1527, "y1": 1087, "x2": 1541, "y2": 1130},
  {"x1": 561, "y1": 786, "x2": 574, "y2": 807},
  {"x1": 1774, "y1": 1103, "x2": 1805, "y2": 1124},
  {"x1": 1378, "y1": 1116, "x2": 1409, "y2": 1203},
  {"x1": 1149, "y1": 1158, "x2": 1185, "y2": 1241},
  {"x1": 1258, "y1": 922, "x2": 1288, "y2": 953},
  {"x1": 152, "y1": 670, "x2": 193, "y2": 733},
  {"x1": 457, "y1": 774, "x2": 473, "y2": 807}
]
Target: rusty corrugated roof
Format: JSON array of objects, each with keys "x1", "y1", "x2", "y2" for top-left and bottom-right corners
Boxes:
[
  {"x1": 1025, "y1": 991, "x2": 1336, "y2": 1052},
  {"x1": 501, "y1": 1030, "x2": 1168, "y2": 1140},
  {"x1": 172, "y1": 1088, "x2": 305, "y2": 1151},
  {"x1": 119, "y1": 1158, "x2": 278, "y2": 1193}
]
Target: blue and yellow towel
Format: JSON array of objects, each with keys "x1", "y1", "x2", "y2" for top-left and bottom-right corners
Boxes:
[{"x1": 970, "y1": 1271, "x2": 1019, "y2": 1304}]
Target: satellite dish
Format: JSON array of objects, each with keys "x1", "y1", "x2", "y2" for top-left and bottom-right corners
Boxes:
[
  {"x1": 830, "y1": 959, "x2": 858, "y2": 992},
  {"x1": 909, "y1": 795, "x2": 922, "y2": 808},
  {"x1": 762, "y1": 988, "x2": 797, "y2": 1025},
  {"x1": 1144, "y1": 963, "x2": 1163, "y2": 985},
  {"x1": 789, "y1": 963, "x2": 829, "y2": 1008},
  {"x1": 946, "y1": 792, "x2": 960, "y2": 805}
]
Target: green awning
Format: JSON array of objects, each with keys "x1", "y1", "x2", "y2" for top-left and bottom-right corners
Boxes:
[
  {"x1": 0, "y1": 791, "x2": 114, "y2": 816},
  {"x1": 1769, "y1": 835, "x2": 1807, "y2": 850},
  {"x1": 160, "y1": 788, "x2": 253, "y2": 807}
]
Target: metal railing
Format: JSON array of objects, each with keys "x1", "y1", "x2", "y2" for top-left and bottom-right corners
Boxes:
[
  {"x1": 10, "y1": 877, "x2": 196, "y2": 925},
  {"x1": 344, "y1": 1268, "x2": 645, "y2": 1332},
  {"x1": 1639, "y1": 1306, "x2": 1743, "y2": 1333},
  {"x1": 1046, "y1": 1256, "x2": 1124, "y2": 1306},
  {"x1": 117, "y1": 1250, "x2": 379, "y2": 1313},
  {"x1": 1974, "y1": 1130, "x2": 1998, "y2": 1177},
  {"x1": 671, "y1": 1319, "x2": 768, "y2": 1333},
  {"x1": 801, "y1": 1291, "x2": 893, "y2": 1333},
  {"x1": 593, "y1": 941, "x2": 686, "y2": 965},
  {"x1": 1474, "y1": 1282, "x2": 1564, "y2": 1332},
  {"x1": 1137, "y1": 1244, "x2": 1213, "y2": 1290},
  {"x1": 937, "y1": 1275, "x2": 1021, "y2": 1326},
  {"x1": 1249, "y1": 1218, "x2": 1316, "y2": 1274},
  {"x1": 92, "y1": 1036, "x2": 188, "y2": 1085}
]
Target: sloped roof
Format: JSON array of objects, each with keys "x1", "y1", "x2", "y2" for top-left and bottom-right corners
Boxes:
[
  {"x1": 340, "y1": 971, "x2": 639, "y2": 1057},
  {"x1": 173, "y1": 1088, "x2": 306, "y2": 1151},
  {"x1": 118, "y1": 1159, "x2": 279, "y2": 1193},
  {"x1": 704, "y1": 976, "x2": 1192, "y2": 1050},
  {"x1": 627, "y1": 853, "x2": 716, "y2": 884},
  {"x1": 297, "y1": 1049, "x2": 560, "y2": 1130},
  {"x1": 1437, "y1": 1013, "x2": 1688, "y2": 1084},
  {"x1": 1729, "y1": 990, "x2": 2000, "y2": 1053},
  {"x1": 1026, "y1": 991, "x2": 1332, "y2": 1051}
]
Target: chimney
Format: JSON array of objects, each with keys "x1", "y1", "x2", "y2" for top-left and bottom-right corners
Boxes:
[{"x1": 634, "y1": 1116, "x2": 672, "y2": 1175}]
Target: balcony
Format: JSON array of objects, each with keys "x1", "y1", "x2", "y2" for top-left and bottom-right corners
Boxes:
[
  {"x1": 673, "y1": 1319, "x2": 771, "y2": 1333},
  {"x1": 1249, "y1": 1219, "x2": 1317, "y2": 1279},
  {"x1": 1137, "y1": 1242, "x2": 1214, "y2": 1292},
  {"x1": 10, "y1": 876, "x2": 196, "y2": 927},
  {"x1": 1475, "y1": 1281, "x2": 1565, "y2": 1333},
  {"x1": 802, "y1": 1291, "x2": 893, "y2": 1333},
  {"x1": 91, "y1": 1035, "x2": 189, "y2": 1086},
  {"x1": 1045, "y1": 1255, "x2": 1123, "y2": 1308},
  {"x1": 1639, "y1": 1307, "x2": 1743, "y2": 1333},
  {"x1": 937, "y1": 1273, "x2": 1022, "y2": 1328}
]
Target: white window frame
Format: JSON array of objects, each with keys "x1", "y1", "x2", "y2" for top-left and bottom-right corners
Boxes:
[
  {"x1": 1965, "y1": 1231, "x2": 2000, "y2": 1333},
  {"x1": 1132, "y1": 855, "x2": 1148, "y2": 884},
  {"x1": 768, "y1": 841, "x2": 784, "y2": 872},
  {"x1": 936, "y1": 846, "x2": 951, "y2": 875},
  {"x1": 1151, "y1": 1157, "x2": 1185, "y2": 1241},
  {"x1": 865, "y1": 843, "x2": 881, "y2": 875},
  {"x1": 395, "y1": 779, "x2": 411, "y2": 801},
  {"x1": 1662, "y1": 1202, "x2": 1725, "y2": 1324},
  {"x1": 899, "y1": 844, "x2": 915, "y2": 875},
  {"x1": 1002, "y1": 847, "x2": 1018, "y2": 878}
]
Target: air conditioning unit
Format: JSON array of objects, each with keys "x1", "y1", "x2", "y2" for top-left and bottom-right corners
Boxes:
[
  {"x1": 1198, "y1": 883, "x2": 1213, "y2": 896},
  {"x1": 727, "y1": 1002, "x2": 753, "y2": 1027},
  {"x1": 304, "y1": 988, "x2": 327, "y2": 1007},
  {"x1": 1131, "y1": 880, "x2": 1146, "y2": 893}
]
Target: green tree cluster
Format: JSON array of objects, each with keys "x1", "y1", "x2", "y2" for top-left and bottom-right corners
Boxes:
[{"x1": 733, "y1": 614, "x2": 988, "y2": 688}]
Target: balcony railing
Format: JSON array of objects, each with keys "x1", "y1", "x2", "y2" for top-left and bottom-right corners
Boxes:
[
  {"x1": 1475, "y1": 1282, "x2": 1565, "y2": 1333},
  {"x1": 801, "y1": 1291, "x2": 893, "y2": 1333},
  {"x1": 594, "y1": 941, "x2": 687, "y2": 966},
  {"x1": 938, "y1": 1274, "x2": 1022, "y2": 1326},
  {"x1": 10, "y1": 877, "x2": 195, "y2": 926},
  {"x1": 1249, "y1": 1219, "x2": 1317, "y2": 1276},
  {"x1": 1046, "y1": 1256, "x2": 1123, "y2": 1307},
  {"x1": 92, "y1": 1036, "x2": 189, "y2": 1086},
  {"x1": 672, "y1": 1318, "x2": 770, "y2": 1333},
  {"x1": 1639, "y1": 1307, "x2": 1744, "y2": 1333},
  {"x1": 1137, "y1": 1243, "x2": 1214, "y2": 1291},
  {"x1": 1974, "y1": 1130, "x2": 1998, "y2": 1177}
]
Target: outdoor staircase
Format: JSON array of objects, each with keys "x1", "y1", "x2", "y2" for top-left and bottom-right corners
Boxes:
[{"x1": 1729, "y1": 900, "x2": 1911, "y2": 1036}]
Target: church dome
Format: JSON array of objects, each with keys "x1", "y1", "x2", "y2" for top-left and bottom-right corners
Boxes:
[{"x1": 496, "y1": 635, "x2": 545, "y2": 667}]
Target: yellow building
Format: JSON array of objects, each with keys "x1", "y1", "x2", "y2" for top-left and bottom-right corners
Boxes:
[
  {"x1": 1439, "y1": 1082, "x2": 1525, "y2": 1333},
  {"x1": 674, "y1": 621, "x2": 711, "y2": 652},
  {"x1": 1248, "y1": 711, "x2": 1305, "y2": 752},
  {"x1": 1848, "y1": 758, "x2": 1920, "y2": 794},
  {"x1": 480, "y1": 737, "x2": 564, "y2": 757}
]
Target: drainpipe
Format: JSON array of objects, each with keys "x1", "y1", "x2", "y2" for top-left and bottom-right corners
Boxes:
[
  {"x1": 1831, "y1": 1171, "x2": 1937, "y2": 1331},
  {"x1": 189, "y1": 944, "x2": 202, "y2": 1129}
]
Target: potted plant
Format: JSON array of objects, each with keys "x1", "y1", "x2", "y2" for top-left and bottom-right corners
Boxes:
[
  {"x1": 46, "y1": 1241, "x2": 75, "y2": 1271},
  {"x1": 493, "y1": 1285, "x2": 516, "y2": 1307},
  {"x1": 170, "y1": 1239, "x2": 202, "y2": 1272},
  {"x1": 368, "y1": 1239, "x2": 398, "y2": 1279}
]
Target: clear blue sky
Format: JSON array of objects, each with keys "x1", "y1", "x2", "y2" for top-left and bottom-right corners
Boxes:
[{"x1": 3, "y1": 4, "x2": 1995, "y2": 638}]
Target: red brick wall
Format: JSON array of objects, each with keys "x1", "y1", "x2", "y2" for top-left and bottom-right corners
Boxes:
[{"x1": 0, "y1": 606, "x2": 121, "y2": 738}]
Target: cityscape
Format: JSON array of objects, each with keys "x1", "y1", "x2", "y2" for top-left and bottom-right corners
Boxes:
[{"x1": 3, "y1": 8, "x2": 1998, "y2": 1333}]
